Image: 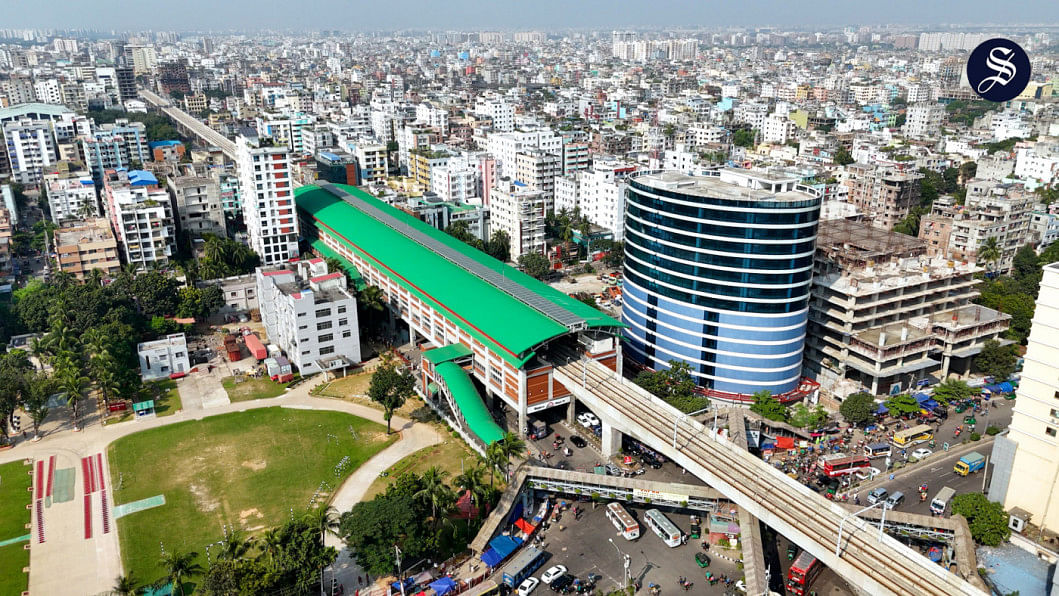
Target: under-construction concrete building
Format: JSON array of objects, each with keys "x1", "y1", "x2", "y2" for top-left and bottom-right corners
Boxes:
[{"x1": 804, "y1": 219, "x2": 1011, "y2": 398}]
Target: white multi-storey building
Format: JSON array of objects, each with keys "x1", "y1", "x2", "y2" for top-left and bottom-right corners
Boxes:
[
  {"x1": 514, "y1": 149, "x2": 560, "y2": 200},
  {"x1": 490, "y1": 178, "x2": 548, "y2": 259},
  {"x1": 903, "y1": 102, "x2": 946, "y2": 138},
  {"x1": 474, "y1": 98, "x2": 515, "y2": 132},
  {"x1": 351, "y1": 141, "x2": 388, "y2": 185},
  {"x1": 3, "y1": 119, "x2": 57, "y2": 185},
  {"x1": 44, "y1": 170, "x2": 96, "y2": 221},
  {"x1": 102, "y1": 169, "x2": 176, "y2": 269},
  {"x1": 762, "y1": 113, "x2": 796, "y2": 144},
  {"x1": 991, "y1": 263, "x2": 1059, "y2": 533},
  {"x1": 137, "y1": 333, "x2": 190, "y2": 380},
  {"x1": 256, "y1": 258, "x2": 361, "y2": 375},
  {"x1": 486, "y1": 130, "x2": 562, "y2": 180},
  {"x1": 255, "y1": 113, "x2": 314, "y2": 156},
  {"x1": 579, "y1": 160, "x2": 634, "y2": 241},
  {"x1": 416, "y1": 102, "x2": 449, "y2": 135},
  {"x1": 431, "y1": 154, "x2": 479, "y2": 203},
  {"x1": 237, "y1": 135, "x2": 298, "y2": 265},
  {"x1": 1015, "y1": 142, "x2": 1059, "y2": 185}
]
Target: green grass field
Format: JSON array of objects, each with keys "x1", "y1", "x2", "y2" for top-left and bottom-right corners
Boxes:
[
  {"x1": 221, "y1": 376, "x2": 288, "y2": 402},
  {"x1": 108, "y1": 407, "x2": 396, "y2": 586},
  {"x1": 0, "y1": 460, "x2": 33, "y2": 595}
]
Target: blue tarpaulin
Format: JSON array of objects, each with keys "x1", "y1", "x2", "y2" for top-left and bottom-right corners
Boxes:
[
  {"x1": 430, "y1": 577, "x2": 458, "y2": 596},
  {"x1": 480, "y1": 549, "x2": 502, "y2": 567},
  {"x1": 985, "y1": 384, "x2": 1002, "y2": 393},
  {"x1": 489, "y1": 535, "x2": 522, "y2": 560},
  {"x1": 913, "y1": 393, "x2": 930, "y2": 403},
  {"x1": 390, "y1": 578, "x2": 414, "y2": 591},
  {"x1": 999, "y1": 382, "x2": 1014, "y2": 393},
  {"x1": 876, "y1": 403, "x2": 889, "y2": 414},
  {"x1": 508, "y1": 501, "x2": 524, "y2": 523}
]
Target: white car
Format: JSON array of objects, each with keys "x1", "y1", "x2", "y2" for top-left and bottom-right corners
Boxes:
[
  {"x1": 577, "y1": 412, "x2": 600, "y2": 428},
  {"x1": 540, "y1": 565, "x2": 567, "y2": 584},
  {"x1": 911, "y1": 448, "x2": 933, "y2": 460},
  {"x1": 518, "y1": 577, "x2": 540, "y2": 595}
]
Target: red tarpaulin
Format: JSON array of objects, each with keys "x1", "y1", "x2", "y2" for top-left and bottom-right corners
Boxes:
[
  {"x1": 775, "y1": 436, "x2": 796, "y2": 449},
  {"x1": 515, "y1": 518, "x2": 536, "y2": 535}
]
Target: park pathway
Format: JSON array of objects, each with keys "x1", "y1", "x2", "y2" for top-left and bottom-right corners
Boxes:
[{"x1": 0, "y1": 378, "x2": 439, "y2": 596}]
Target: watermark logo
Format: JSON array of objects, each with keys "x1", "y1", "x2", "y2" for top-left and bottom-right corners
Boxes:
[{"x1": 966, "y1": 38, "x2": 1031, "y2": 102}]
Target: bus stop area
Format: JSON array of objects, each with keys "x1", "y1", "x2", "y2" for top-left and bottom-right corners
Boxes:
[{"x1": 527, "y1": 499, "x2": 746, "y2": 594}]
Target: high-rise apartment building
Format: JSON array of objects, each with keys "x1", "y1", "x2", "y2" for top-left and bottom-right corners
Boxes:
[
  {"x1": 79, "y1": 119, "x2": 149, "y2": 180},
  {"x1": 991, "y1": 263, "x2": 1059, "y2": 533},
  {"x1": 844, "y1": 164, "x2": 922, "y2": 230},
  {"x1": 237, "y1": 135, "x2": 298, "y2": 265},
  {"x1": 101, "y1": 169, "x2": 176, "y2": 269},
  {"x1": 903, "y1": 102, "x2": 946, "y2": 138},
  {"x1": 53, "y1": 218, "x2": 121, "y2": 280},
  {"x1": 490, "y1": 178, "x2": 548, "y2": 259},
  {"x1": 3, "y1": 118, "x2": 57, "y2": 185}
]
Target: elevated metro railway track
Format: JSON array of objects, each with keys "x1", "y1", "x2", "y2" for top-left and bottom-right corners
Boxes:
[
  {"x1": 548, "y1": 345, "x2": 980, "y2": 596},
  {"x1": 139, "y1": 88, "x2": 236, "y2": 158}
]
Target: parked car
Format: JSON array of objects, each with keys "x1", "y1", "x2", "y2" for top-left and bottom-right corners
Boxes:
[
  {"x1": 867, "y1": 487, "x2": 888, "y2": 505},
  {"x1": 549, "y1": 574, "x2": 574, "y2": 593},
  {"x1": 570, "y1": 435, "x2": 587, "y2": 448},
  {"x1": 605, "y1": 463, "x2": 623, "y2": 476},
  {"x1": 911, "y1": 448, "x2": 933, "y2": 460},
  {"x1": 885, "y1": 491, "x2": 905, "y2": 509},
  {"x1": 541, "y1": 565, "x2": 568, "y2": 584},
  {"x1": 518, "y1": 577, "x2": 540, "y2": 596},
  {"x1": 577, "y1": 412, "x2": 600, "y2": 428},
  {"x1": 641, "y1": 452, "x2": 663, "y2": 469}
]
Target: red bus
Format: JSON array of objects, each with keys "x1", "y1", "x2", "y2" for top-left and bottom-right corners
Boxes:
[
  {"x1": 787, "y1": 551, "x2": 823, "y2": 596},
  {"x1": 820, "y1": 454, "x2": 870, "y2": 478}
]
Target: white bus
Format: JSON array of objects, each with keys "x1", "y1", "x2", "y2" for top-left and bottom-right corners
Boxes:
[
  {"x1": 606, "y1": 502, "x2": 640, "y2": 541},
  {"x1": 644, "y1": 509, "x2": 681, "y2": 547}
]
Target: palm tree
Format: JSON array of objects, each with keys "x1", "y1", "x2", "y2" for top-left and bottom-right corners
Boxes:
[
  {"x1": 28, "y1": 337, "x2": 48, "y2": 370},
  {"x1": 159, "y1": 550, "x2": 202, "y2": 596},
  {"x1": 60, "y1": 372, "x2": 89, "y2": 430},
  {"x1": 414, "y1": 466, "x2": 455, "y2": 531},
  {"x1": 94, "y1": 368, "x2": 121, "y2": 408},
  {"x1": 257, "y1": 527, "x2": 283, "y2": 570},
  {"x1": 111, "y1": 573, "x2": 141, "y2": 596},
  {"x1": 306, "y1": 505, "x2": 340, "y2": 546},
  {"x1": 454, "y1": 464, "x2": 489, "y2": 523},
  {"x1": 979, "y1": 236, "x2": 1001, "y2": 274},
  {"x1": 484, "y1": 442, "x2": 505, "y2": 489},
  {"x1": 217, "y1": 530, "x2": 252, "y2": 561},
  {"x1": 496, "y1": 431, "x2": 526, "y2": 462}
]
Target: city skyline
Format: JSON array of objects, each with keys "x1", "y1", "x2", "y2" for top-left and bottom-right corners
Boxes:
[{"x1": 8, "y1": 0, "x2": 1059, "y2": 31}]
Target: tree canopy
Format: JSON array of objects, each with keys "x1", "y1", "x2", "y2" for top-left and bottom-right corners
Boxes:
[
  {"x1": 516, "y1": 252, "x2": 551, "y2": 280},
  {"x1": 749, "y1": 390, "x2": 788, "y2": 422},
  {"x1": 632, "y1": 360, "x2": 710, "y2": 413},
  {"x1": 884, "y1": 393, "x2": 920, "y2": 416},
  {"x1": 951, "y1": 493, "x2": 1011, "y2": 546},
  {"x1": 368, "y1": 364, "x2": 415, "y2": 433},
  {"x1": 974, "y1": 339, "x2": 1018, "y2": 381},
  {"x1": 839, "y1": 392, "x2": 876, "y2": 426},
  {"x1": 932, "y1": 379, "x2": 974, "y2": 405}
]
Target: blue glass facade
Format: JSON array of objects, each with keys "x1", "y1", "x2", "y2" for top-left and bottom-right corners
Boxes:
[{"x1": 621, "y1": 173, "x2": 821, "y2": 396}]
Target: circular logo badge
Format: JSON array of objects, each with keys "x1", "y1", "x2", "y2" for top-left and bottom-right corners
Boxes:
[{"x1": 966, "y1": 38, "x2": 1031, "y2": 102}]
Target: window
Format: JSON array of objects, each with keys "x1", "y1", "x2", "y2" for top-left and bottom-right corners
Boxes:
[
  {"x1": 338, "y1": 318, "x2": 348, "y2": 326},
  {"x1": 315, "y1": 308, "x2": 331, "y2": 318},
  {"x1": 319, "y1": 346, "x2": 335, "y2": 355},
  {"x1": 318, "y1": 333, "x2": 333, "y2": 343},
  {"x1": 301, "y1": 350, "x2": 311, "y2": 355},
  {"x1": 1052, "y1": 409, "x2": 1059, "y2": 419},
  {"x1": 317, "y1": 321, "x2": 333, "y2": 331},
  {"x1": 337, "y1": 305, "x2": 347, "y2": 314},
  {"x1": 488, "y1": 365, "x2": 503, "y2": 387},
  {"x1": 298, "y1": 324, "x2": 308, "y2": 330},
  {"x1": 342, "y1": 330, "x2": 351, "y2": 338},
  {"x1": 298, "y1": 312, "x2": 306, "y2": 317},
  {"x1": 1048, "y1": 427, "x2": 1058, "y2": 437}
]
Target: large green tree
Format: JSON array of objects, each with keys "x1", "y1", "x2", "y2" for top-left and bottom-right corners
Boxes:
[
  {"x1": 175, "y1": 286, "x2": 224, "y2": 320},
  {"x1": 932, "y1": 379, "x2": 974, "y2": 405},
  {"x1": 368, "y1": 364, "x2": 415, "y2": 434},
  {"x1": 839, "y1": 392, "x2": 875, "y2": 426},
  {"x1": 516, "y1": 252, "x2": 551, "y2": 280},
  {"x1": 787, "y1": 403, "x2": 829, "y2": 429},
  {"x1": 749, "y1": 390, "x2": 788, "y2": 422},
  {"x1": 339, "y1": 473, "x2": 434, "y2": 576},
  {"x1": 884, "y1": 393, "x2": 921, "y2": 416},
  {"x1": 974, "y1": 339, "x2": 1018, "y2": 381},
  {"x1": 952, "y1": 493, "x2": 1011, "y2": 546},
  {"x1": 633, "y1": 360, "x2": 710, "y2": 413}
]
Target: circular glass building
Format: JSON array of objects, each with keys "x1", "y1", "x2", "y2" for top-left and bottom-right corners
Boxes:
[{"x1": 621, "y1": 170, "x2": 821, "y2": 399}]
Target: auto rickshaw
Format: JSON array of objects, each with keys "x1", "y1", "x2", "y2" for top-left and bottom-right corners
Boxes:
[
  {"x1": 787, "y1": 544, "x2": 797, "y2": 560},
  {"x1": 695, "y1": 552, "x2": 711, "y2": 568},
  {"x1": 964, "y1": 415, "x2": 977, "y2": 426}
]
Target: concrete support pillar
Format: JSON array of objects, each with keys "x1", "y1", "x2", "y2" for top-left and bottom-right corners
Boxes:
[
  {"x1": 601, "y1": 421, "x2": 622, "y2": 458},
  {"x1": 941, "y1": 354, "x2": 952, "y2": 379},
  {"x1": 517, "y1": 369, "x2": 528, "y2": 438},
  {"x1": 615, "y1": 341, "x2": 623, "y2": 379},
  {"x1": 567, "y1": 395, "x2": 577, "y2": 425},
  {"x1": 870, "y1": 376, "x2": 879, "y2": 396}
]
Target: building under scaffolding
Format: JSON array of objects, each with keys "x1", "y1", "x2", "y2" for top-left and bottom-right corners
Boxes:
[{"x1": 805, "y1": 220, "x2": 1011, "y2": 398}]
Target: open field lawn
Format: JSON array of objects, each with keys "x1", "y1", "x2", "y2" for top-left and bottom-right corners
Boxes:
[
  {"x1": 362, "y1": 432, "x2": 482, "y2": 501},
  {"x1": 221, "y1": 376, "x2": 288, "y2": 402},
  {"x1": 0, "y1": 460, "x2": 32, "y2": 595},
  {"x1": 108, "y1": 407, "x2": 396, "y2": 585}
]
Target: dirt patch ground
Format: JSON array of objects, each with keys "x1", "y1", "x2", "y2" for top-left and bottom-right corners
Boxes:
[{"x1": 241, "y1": 460, "x2": 267, "y2": 471}]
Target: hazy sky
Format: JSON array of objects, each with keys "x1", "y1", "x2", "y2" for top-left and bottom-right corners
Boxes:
[{"x1": 9, "y1": 0, "x2": 1059, "y2": 31}]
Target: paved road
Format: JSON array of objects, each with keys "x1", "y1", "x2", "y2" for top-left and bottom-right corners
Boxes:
[{"x1": 0, "y1": 377, "x2": 440, "y2": 596}]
